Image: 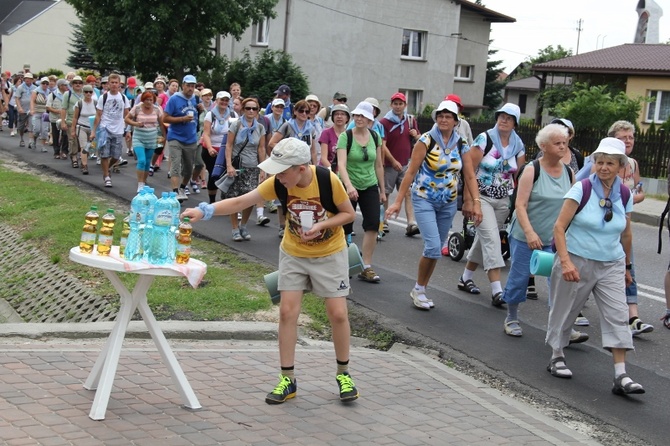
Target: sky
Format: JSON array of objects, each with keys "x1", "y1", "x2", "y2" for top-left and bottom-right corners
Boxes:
[{"x1": 480, "y1": 0, "x2": 669, "y2": 73}]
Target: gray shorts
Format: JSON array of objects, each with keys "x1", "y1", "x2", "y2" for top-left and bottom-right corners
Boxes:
[
  {"x1": 168, "y1": 140, "x2": 198, "y2": 179},
  {"x1": 100, "y1": 132, "x2": 123, "y2": 159},
  {"x1": 18, "y1": 113, "x2": 30, "y2": 133},
  {"x1": 384, "y1": 165, "x2": 409, "y2": 195},
  {"x1": 278, "y1": 246, "x2": 350, "y2": 298}
]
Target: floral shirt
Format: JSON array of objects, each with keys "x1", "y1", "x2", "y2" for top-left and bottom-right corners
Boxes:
[{"x1": 412, "y1": 131, "x2": 464, "y2": 203}]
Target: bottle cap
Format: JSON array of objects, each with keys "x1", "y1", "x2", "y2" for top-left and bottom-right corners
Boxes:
[
  {"x1": 91, "y1": 205, "x2": 98, "y2": 211},
  {"x1": 183, "y1": 217, "x2": 190, "y2": 223},
  {"x1": 107, "y1": 208, "x2": 114, "y2": 213}
]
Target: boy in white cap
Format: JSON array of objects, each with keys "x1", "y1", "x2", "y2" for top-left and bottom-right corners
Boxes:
[{"x1": 182, "y1": 138, "x2": 360, "y2": 404}]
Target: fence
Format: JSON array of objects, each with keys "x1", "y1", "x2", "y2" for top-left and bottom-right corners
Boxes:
[{"x1": 415, "y1": 118, "x2": 669, "y2": 179}]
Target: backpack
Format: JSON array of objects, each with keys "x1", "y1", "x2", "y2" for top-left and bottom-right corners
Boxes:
[
  {"x1": 506, "y1": 159, "x2": 574, "y2": 223},
  {"x1": 344, "y1": 128, "x2": 380, "y2": 154},
  {"x1": 274, "y1": 165, "x2": 338, "y2": 215}
]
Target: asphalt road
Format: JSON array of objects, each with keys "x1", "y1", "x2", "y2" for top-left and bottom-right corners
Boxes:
[{"x1": 1, "y1": 130, "x2": 668, "y2": 445}]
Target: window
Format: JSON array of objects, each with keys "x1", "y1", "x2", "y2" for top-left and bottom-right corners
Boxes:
[
  {"x1": 454, "y1": 64, "x2": 474, "y2": 81},
  {"x1": 518, "y1": 94, "x2": 527, "y2": 114},
  {"x1": 399, "y1": 89, "x2": 423, "y2": 115},
  {"x1": 252, "y1": 17, "x2": 269, "y2": 46},
  {"x1": 401, "y1": 29, "x2": 426, "y2": 60},
  {"x1": 646, "y1": 90, "x2": 670, "y2": 123}
]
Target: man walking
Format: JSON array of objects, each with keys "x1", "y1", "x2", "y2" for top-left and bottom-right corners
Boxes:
[
  {"x1": 60, "y1": 76, "x2": 85, "y2": 166},
  {"x1": 163, "y1": 74, "x2": 201, "y2": 202},
  {"x1": 15, "y1": 72, "x2": 36, "y2": 148}
]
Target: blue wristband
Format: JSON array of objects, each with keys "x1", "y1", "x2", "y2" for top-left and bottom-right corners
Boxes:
[{"x1": 197, "y1": 202, "x2": 215, "y2": 221}]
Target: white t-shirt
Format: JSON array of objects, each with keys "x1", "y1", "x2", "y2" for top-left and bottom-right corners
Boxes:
[
  {"x1": 96, "y1": 92, "x2": 129, "y2": 135},
  {"x1": 75, "y1": 99, "x2": 98, "y2": 127},
  {"x1": 204, "y1": 109, "x2": 230, "y2": 148}
]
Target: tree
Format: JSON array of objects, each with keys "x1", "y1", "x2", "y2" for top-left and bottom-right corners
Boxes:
[
  {"x1": 554, "y1": 83, "x2": 642, "y2": 131},
  {"x1": 511, "y1": 45, "x2": 573, "y2": 80},
  {"x1": 67, "y1": 22, "x2": 99, "y2": 72},
  {"x1": 65, "y1": 0, "x2": 278, "y2": 80},
  {"x1": 483, "y1": 45, "x2": 506, "y2": 110}
]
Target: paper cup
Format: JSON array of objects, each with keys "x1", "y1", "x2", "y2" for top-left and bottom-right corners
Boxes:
[
  {"x1": 299, "y1": 211, "x2": 313, "y2": 231},
  {"x1": 530, "y1": 250, "x2": 555, "y2": 277}
]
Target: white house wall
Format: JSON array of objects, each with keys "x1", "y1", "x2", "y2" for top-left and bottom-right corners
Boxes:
[
  {"x1": 2, "y1": 1, "x2": 78, "y2": 74},
  {"x1": 454, "y1": 9, "x2": 490, "y2": 109},
  {"x1": 219, "y1": 0, "x2": 491, "y2": 113}
]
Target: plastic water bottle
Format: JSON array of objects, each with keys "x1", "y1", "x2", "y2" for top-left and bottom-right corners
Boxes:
[
  {"x1": 168, "y1": 192, "x2": 181, "y2": 263},
  {"x1": 79, "y1": 206, "x2": 99, "y2": 254},
  {"x1": 96, "y1": 209, "x2": 115, "y2": 256},
  {"x1": 124, "y1": 212, "x2": 142, "y2": 262},
  {"x1": 141, "y1": 187, "x2": 158, "y2": 259},
  {"x1": 147, "y1": 193, "x2": 172, "y2": 264},
  {"x1": 175, "y1": 218, "x2": 192, "y2": 264},
  {"x1": 119, "y1": 213, "x2": 130, "y2": 256}
]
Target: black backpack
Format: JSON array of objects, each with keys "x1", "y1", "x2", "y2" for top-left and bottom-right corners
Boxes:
[{"x1": 274, "y1": 165, "x2": 338, "y2": 215}]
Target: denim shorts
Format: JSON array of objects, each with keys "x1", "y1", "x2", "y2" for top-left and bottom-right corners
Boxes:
[
  {"x1": 100, "y1": 132, "x2": 123, "y2": 159},
  {"x1": 412, "y1": 194, "x2": 457, "y2": 259}
]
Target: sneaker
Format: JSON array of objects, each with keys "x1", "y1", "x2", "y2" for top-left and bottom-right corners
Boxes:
[
  {"x1": 265, "y1": 375, "x2": 297, "y2": 404},
  {"x1": 41, "y1": 146, "x2": 48, "y2": 153},
  {"x1": 232, "y1": 229, "x2": 244, "y2": 242},
  {"x1": 526, "y1": 285, "x2": 538, "y2": 300},
  {"x1": 148, "y1": 166, "x2": 154, "y2": 176},
  {"x1": 574, "y1": 313, "x2": 590, "y2": 326},
  {"x1": 96, "y1": 157, "x2": 101, "y2": 165},
  {"x1": 239, "y1": 227, "x2": 251, "y2": 241},
  {"x1": 89, "y1": 153, "x2": 97, "y2": 159},
  {"x1": 19, "y1": 140, "x2": 25, "y2": 147},
  {"x1": 336, "y1": 373, "x2": 359, "y2": 402},
  {"x1": 569, "y1": 329, "x2": 589, "y2": 344},
  {"x1": 28, "y1": 142, "x2": 34, "y2": 149},
  {"x1": 257, "y1": 215, "x2": 271, "y2": 226},
  {"x1": 118, "y1": 157, "x2": 128, "y2": 166},
  {"x1": 268, "y1": 201, "x2": 278, "y2": 213},
  {"x1": 176, "y1": 189, "x2": 188, "y2": 202},
  {"x1": 278, "y1": 227, "x2": 285, "y2": 238},
  {"x1": 104, "y1": 176, "x2": 112, "y2": 188},
  {"x1": 190, "y1": 181, "x2": 200, "y2": 194},
  {"x1": 441, "y1": 245, "x2": 449, "y2": 256},
  {"x1": 10, "y1": 130, "x2": 16, "y2": 137},
  {"x1": 410, "y1": 288, "x2": 430, "y2": 310},
  {"x1": 184, "y1": 186, "x2": 190, "y2": 195},
  {"x1": 405, "y1": 224, "x2": 420, "y2": 237},
  {"x1": 358, "y1": 267, "x2": 380, "y2": 283},
  {"x1": 382, "y1": 222, "x2": 390, "y2": 233},
  {"x1": 630, "y1": 318, "x2": 654, "y2": 337}
]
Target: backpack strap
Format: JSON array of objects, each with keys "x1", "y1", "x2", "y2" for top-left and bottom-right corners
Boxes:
[
  {"x1": 346, "y1": 128, "x2": 380, "y2": 154},
  {"x1": 484, "y1": 131, "x2": 494, "y2": 156},
  {"x1": 274, "y1": 165, "x2": 339, "y2": 215}
]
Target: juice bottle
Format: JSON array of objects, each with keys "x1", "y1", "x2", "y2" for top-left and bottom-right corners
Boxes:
[
  {"x1": 96, "y1": 209, "x2": 115, "y2": 256},
  {"x1": 79, "y1": 206, "x2": 99, "y2": 254},
  {"x1": 119, "y1": 213, "x2": 130, "y2": 256},
  {"x1": 175, "y1": 218, "x2": 192, "y2": 264}
]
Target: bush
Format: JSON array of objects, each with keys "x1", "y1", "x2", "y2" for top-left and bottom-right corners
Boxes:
[{"x1": 35, "y1": 68, "x2": 64, "y2": 79}]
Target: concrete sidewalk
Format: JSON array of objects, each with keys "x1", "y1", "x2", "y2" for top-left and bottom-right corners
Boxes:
[{"x1": 0, "y1": 322, "x2": 599, "y2": 446}]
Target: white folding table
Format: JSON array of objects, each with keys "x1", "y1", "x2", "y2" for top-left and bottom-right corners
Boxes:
[{"x1": 69, "y1": 246, "x2": 205, "y2": 420}]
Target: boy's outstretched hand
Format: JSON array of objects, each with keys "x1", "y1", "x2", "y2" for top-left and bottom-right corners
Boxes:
[{"x1": 181, "y1": 207, "x2": 205, "y2": 223}]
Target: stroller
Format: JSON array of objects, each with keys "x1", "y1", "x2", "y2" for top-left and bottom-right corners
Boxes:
[{"x1": 445, "y1": 215, "x2": 510, "y2": 262}]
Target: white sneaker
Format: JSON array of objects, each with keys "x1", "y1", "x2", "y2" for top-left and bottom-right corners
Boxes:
[
  {"x1": 118, "y1": 157, "x2": 128, "y2": 166},
  {"x1": 176, "y1": 189, "x2": 188, "y2": 202},
  {"x1": 96, "y1": 157, "x2": 101, "y2": 165},
  {"x1": 257, "y1": 215, "x2": 271, "y2": 226},
  {"x1": 630, "y1": 318, "x2": 654, "y2": 336},
  {"x1": 10, "y1": 130, "x2": 16, "y2": 137},
  {"x1": 184, "y1": 186, "x2": 190, "y2": 195}
]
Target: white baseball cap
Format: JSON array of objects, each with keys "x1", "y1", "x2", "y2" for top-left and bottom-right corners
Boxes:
[{"x1": 258, "y1": 138, "x2": 311, "y2": 174}]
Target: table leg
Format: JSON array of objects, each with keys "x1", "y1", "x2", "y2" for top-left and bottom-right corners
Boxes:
[
  {"x1": 87, "y1": 273, "x2": 154, "y2": 420},
  {"x1": 136, "y1": 300, "x2": 202, "y2": 410}
]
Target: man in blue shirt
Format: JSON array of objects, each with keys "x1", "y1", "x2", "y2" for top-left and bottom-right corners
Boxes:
[{"x1": 264, "y1": 84, "x2": 293, "y2": 120}]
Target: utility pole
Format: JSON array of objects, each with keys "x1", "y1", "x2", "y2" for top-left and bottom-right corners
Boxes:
[{"x1": 576, "y1": 19, "x2": 583, "y2": 54}]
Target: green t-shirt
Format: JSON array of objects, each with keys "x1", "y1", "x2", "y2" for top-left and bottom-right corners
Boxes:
[{"x1": 336, "y1": 130, "x2": 380, "y2": 190}]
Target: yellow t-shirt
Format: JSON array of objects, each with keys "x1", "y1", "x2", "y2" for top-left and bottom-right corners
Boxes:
[{"x1": 258, "y1": 166, "x2": 348, "y2": 258}]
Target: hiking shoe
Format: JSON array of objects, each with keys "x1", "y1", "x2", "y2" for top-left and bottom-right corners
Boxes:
[
  {"x1": 630, "y1": 318, "x2": 654, "y2": 337},
  {"x1": 232, "y1": 229, "x2": 244, "y2": 242},
  {"x1": 405, "y1": 224, "x2": 420, "y2": 237},
  {"x1": 336, "y1": 372, "x2": 359, "y2": 402},
  {"x1": 239, "y1": 227, "x2": 251, "y2": 241},
  {"x1": 574, "y1": 313, "x2": 590, "y2": 326},
  {"x1": 265, "y1": 375, "x2": 297, "y2": 404},
  {"x1": 526, "y1": 285, "x2": 538, "y2": 300},
  {"x1": 410, "y1": 288, "x2": 430, "y2": 310},
  {"x1": 176, "y1": 189, "x2": 188, "y2": 202},
  {"x1": 257, "y1": 215, "x2": 270, "y2": 226},
  {"x1": 358, "y1": 267, "x2": 380, "y2": 283},
  {"x1": 190, "y1": 181, "x2": 200, "y2": 194},
  {"x1": 569, "y1": 329, "x2": 589, "y2": 344}
]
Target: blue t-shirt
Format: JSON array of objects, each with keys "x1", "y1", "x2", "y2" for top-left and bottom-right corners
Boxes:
[
  {"x1": 264, "y1": 99, "x2": 293, "y2": 121},
  {"x1": 165, "y1": 93, "x2": 199, "y2": 144},
  {"x1": 564, "y1": 180, "x2": 633, "y2": 261}
]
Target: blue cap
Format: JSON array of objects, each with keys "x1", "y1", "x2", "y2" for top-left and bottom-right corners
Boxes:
[{"x1": 182, "y1": 74, "x2": 197, "y2": 84}]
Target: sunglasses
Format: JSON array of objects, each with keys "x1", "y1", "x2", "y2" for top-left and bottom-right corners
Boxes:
[
  {"x1": 244, "y1": 106, "x2": 259, "y2": 111},
  {"x1": 600, "y1": 198, "x2": 613, "y2": 222},
  {"x1": 84, "y1": 91, "x2": 93, "y2": 94},
  {"x1": 361, "y1": 144, "x2": 370, "y2": 162},
  {"x1": 337, "y1": 98, "x2": 347, "y2": 103},
  {"x1": 296, "y1": 109, "x2": 309, "y2": 114}
]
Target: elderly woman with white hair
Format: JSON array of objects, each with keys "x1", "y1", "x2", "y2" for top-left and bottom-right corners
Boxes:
[
  {"x1": 386, "y1": 100, "x2": 476, "y2": 310},
  {"x1": 546, "y1": 137, "x2": 643, "y2": 396}
]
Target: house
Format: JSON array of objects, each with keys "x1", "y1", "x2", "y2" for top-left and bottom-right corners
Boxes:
[
  {"x1": 216, "y1": 0, "x2": 514, "y2": 116},
  {"x1": 532, "y1": 44, "x2": 670, "y2": 129},
  {"x1": 1, "y1": 0, "x2": 78, "y2": 75},
  {"x1": 504, "y1": 75, "x2": 571, "y2": 122}
]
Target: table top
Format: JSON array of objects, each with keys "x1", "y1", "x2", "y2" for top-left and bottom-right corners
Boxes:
[{"x1": 69, "y1": 246, "x2": 204, "y2": 279}]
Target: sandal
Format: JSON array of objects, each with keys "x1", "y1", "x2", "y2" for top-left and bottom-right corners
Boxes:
[
  {"x1": 492, "y1": 292, "x2": 505, "y2": 307},
  {"x1": 71, "y1": 158, "x2": 79, "y2": 168},
  {"x1": 60, "y1": 153, "x2": 67, "y2": 160},
  {"x1": 547, "y1": 356, "x2": 572, "y2": 379},
  {"x1": 458, "y1": 276, "x2": 481, "y2": 295},
  {"x1": 504, "y1": 320, "x2": 522, "y2": 337},
  {"x1": 612, "y1": 373, "x2": 645, "y2": 395},
  {"x1": 81, "y1": 165, "x2": 88, "y2": 175},
  {"x1": 660, "y1": 314, "x2": 670, "y2": 329}
]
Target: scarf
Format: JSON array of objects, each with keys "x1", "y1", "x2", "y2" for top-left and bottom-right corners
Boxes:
[
  {"x1": 384, "y1": 110, "x2": 406, "y2": 134},
  {"x1": 235, "y1": 118, "x2": 258, "y2": 146},
  {"x1": 267, "y1": 114, "x2": 285, "y2": 132},
  {"x1": 589, "y1": 173, "x2": 623, "y2": 204},
  {"x1": 211, "y1": 105, "x2": 230, "y2": 122},
  {"x1": 288, "y1": 118, "x2": 313, "y2": 139},
  {"x1": 428, "y1": 123, "x2": 460, "y2": 152},
  {"x1": 53, "y1": 90, "x2": 64, "y2": 101},
  {"x1": 487, "y1": 126, "x2": 524, "y2": 161}
]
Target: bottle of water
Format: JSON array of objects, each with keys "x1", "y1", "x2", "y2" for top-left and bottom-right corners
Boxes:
[
  {"x1": 168, "y1": 192, "x2": 181, "y2": 263},
  {"x1": 176, "y1": 218, "x2": 192, "y2": 264},
  {"x1": 147, "y1": 192, "x2": 172, "y2": 264},
  {"x1": 119, "y1": 213, "x2": 130, "y2": 256},
  {"x1": 124, "y1": 212, "x2": 142, "y2": 262},
  {"x1": 141, "y1": 187, "x2": 158, "y2": 260},
  {"x1": 79, "y1": 206, "x2": 99, "y2": 254},
  {"x1": 96, "y1": 209, "x2": 115, "y2": 256}
]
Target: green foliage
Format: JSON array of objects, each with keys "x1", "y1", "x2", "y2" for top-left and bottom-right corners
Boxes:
[
  {"x1": 512, "y1": 45, "x2": 573, "y2": 80},
  {"x1": 66, "y1": 0, "x2": 278, "y2": 81},
  {"x1": 35, "y1": 69, "x2": 65, "y2": 79},
  {"x1": 484, "y1": 44, "x2": 506, "y2": 110},
  {"x1": 419, "y1": 103, "x2": 436, "y2": 119},
  {"x1": 554, "y1": 83, "x2": 642, "y2": 131},
  {"x1": 198, "y1": 49, "x2": 309, "y2": 106},
  {"x1": 539, "y1": 83, "x2": 573, "y2": 115},
  {"x1": 67, "y1": 22, "x2": 105, "y2": 72}
]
